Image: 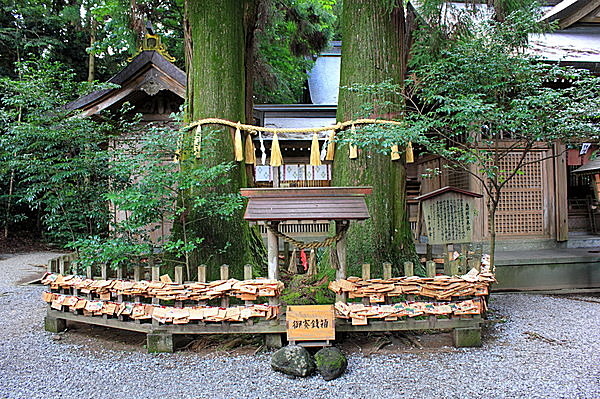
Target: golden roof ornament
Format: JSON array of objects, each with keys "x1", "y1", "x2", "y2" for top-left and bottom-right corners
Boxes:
[{"x1": 128, "y1": 22, "x2": 176, "y2": 63}]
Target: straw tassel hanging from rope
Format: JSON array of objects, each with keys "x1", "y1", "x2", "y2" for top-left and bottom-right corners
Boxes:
[
  {"x1": 270, "y1": 132, "x2": 283, "y2": 166},
  {"x1": 244, "y1": 132, "x2": 256, "y2": 165},
  {"x1": 391, "y1": 145, "x2": 401, "y2": 161},
  {"x1": 349, "y1": 124, "x2": 358, "y2": 159},
  {"x1": 310, "y1": 133, "x2": 321, "y2": 166},
  {"x1": 193, "y1": 125, "x2": 202, "y2": 159},
  {"x1": 307, "y1": 249, "x2": 317, "y2": 276},
  {"x1": 234, "y1": 123, "x2": 243, "y2": 162},
  {"x1": 287, "y1": 248, "x2": 298, "y2": 274},
  {"x1": 325, "y1": 130, "x2": 335, "y2": 161},
  {"x1": 406, "y1": 141, "x2": 414, "y2": 163}
]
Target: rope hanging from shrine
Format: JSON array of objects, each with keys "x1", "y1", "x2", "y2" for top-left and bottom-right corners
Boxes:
[
  {"x1": 264, "y1": 222, "x2": 349, "y2": 250},
  {"x1": 181, "y1": 118, "x2": 414, "y2": 165}
]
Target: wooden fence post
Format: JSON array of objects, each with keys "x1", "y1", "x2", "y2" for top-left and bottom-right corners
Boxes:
[
  {"x1": 198, "y1": 265, "x2": 207, "y2": 306},
  {"x1": 426, "y1": 261, "x2": 436, "y2": 277},
  {"x1": 244, "y1": 264, "x2": 254, "y2": 306},
  {"x1": 383, "y1": 262, "x2": 392, "y2": 280},
  {"x1": 174, "y1": 266, "x2": 184, "y2": 308},
  {"x1": 174, "y1": 266, "x2": 184, "y2": 284},
  {"x1": 59, "y1": 258, "x2": 66, "y2": 275},
  {"x1": 101, "y1": 264, "x2": 108, "y2": 280},
  {"x1": 151, "y1": 264, "x2": 160, "y2": 327},
  {"x1": 133, "y1": 265, "x2": 142, "y2": 282},
  {"x1": 361, "y1": 263, "x2": 370, "y2": 280},
  {"x1": 404, "y1": 261, "x2": 414, "y2": 277},
  {"x1": 362, "y1": 264, "x2": 370, "y2": 305},
  {"x1": 151, "y1": 265, "x2": 160, "y2": 282},
  {"x1": 197, "y1": 265, "x2": 207, "y2": 283},
  {"x1": 220, "y1": 264, "x2": 229, "y2": 308},
  {"x1": 133, "y1": 265, "x2": 142, "y2": 306}
]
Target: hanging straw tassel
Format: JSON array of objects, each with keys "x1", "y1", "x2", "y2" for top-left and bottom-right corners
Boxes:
[
  {"x1": 174, "y1": 131, "x2": 182, "y2": 162},
  {"x1": 391, "y1": 144, "x2": 401, "y2": 161},
  {"x1": 349, "y1": 144, "x2": 358, "y2": 159},
  {"x1": 406, "y1": 141, "x2": 414, "y2": 163},
  {"x1": 349, "y1": 124, "x2": 358, "y2": 159},
  {"x1": 307, "y1": 249, "x2": 317, "y2": 276},
  {"x1": 310, "y1": 133, "x2": 321, "y2": 166},
  {"x1": 244, "y1": 132, "x2": 256, "y2": 165},
  {"x1": 325, "y1": 130, "x2": 335, "y2": 161},
  {"x1": 287, "y1": 247, "x2": 298, "y2": 274},
  {"x1": 234, "y1": 123, "x2": 243, "y2": 162},
  {"x1": 192, "y1": 125, "x2": 202, "y2": 159},
  {"x1": 270, "y1": 132, "x2": 283, "y2": 167}
]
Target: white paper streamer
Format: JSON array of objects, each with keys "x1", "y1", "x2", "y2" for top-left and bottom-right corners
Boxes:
[{"x1": 259, "y1": 131, "x2": 267, "y2": 166}]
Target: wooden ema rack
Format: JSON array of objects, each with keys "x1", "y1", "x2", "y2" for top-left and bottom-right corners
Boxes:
[{"x1": 44, "y1": 254, "x2": 491, "y2": 352}]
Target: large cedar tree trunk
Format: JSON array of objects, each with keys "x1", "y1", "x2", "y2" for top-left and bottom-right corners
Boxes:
[
  {"x1": 334, "y1": 1, "x2": 420, "y2": 276},
  {"x1": 183, "y1": 0, "x2": 264, "y2": 278}
]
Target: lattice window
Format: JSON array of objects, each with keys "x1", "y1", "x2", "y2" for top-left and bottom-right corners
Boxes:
[
  {"x1": 448, "y1": 168, "x2": 470, "y2": 190},
  {"x1": 492, "y1": 151, "x2": 545, "y2": 235}
]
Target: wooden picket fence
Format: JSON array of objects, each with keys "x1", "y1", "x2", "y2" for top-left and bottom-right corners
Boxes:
[{"x1": 44, "y1": 253, "x2": 486, "y2": 351}]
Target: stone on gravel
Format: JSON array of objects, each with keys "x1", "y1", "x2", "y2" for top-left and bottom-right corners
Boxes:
[
  {"x1": 314, "y1": 347, "x2": 347, "y2": 381},
  {"x1": 271, "y1": 345, "x2": 315, "y2": 377}
]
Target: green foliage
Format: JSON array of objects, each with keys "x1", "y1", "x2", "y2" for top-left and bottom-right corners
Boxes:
[
  {"x1": 71, "y1": 123, "x2": 244, "y2": 271},
  {"x1": 254, "y1": 0, "x2": 336, "y2": 103},
  {"x1": 280, "y1": 253, "x2": 336, "y2": 305},
  {"x1": 0, "y1": 0, "x2": 91, "y2": 79},
  {"x1": 0, "y1": 59, "x2": 119, "y2": 242},
  {"x1": 343, "y1": 3, "x2": 599, "y2": 266}
]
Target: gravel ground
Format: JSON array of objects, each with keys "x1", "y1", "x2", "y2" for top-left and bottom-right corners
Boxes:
[{"x1": 0, "y1": 252, "x2": 599, "y2": 399}]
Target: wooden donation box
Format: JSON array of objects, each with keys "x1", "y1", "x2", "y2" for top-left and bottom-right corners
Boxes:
[
  {"x1": 286, "y1": 305, "x2": 335, "y2": 342},
  {"x1": 416, "y1": 186, "x2": 482, "y2": 245}
]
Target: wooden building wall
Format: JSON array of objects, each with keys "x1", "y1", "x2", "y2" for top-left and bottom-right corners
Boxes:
[{"x1": 412, "y1": 146, "x2": 567, "y2": 242}]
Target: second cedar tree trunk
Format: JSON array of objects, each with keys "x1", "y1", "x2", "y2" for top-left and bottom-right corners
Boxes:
[
  {"x1": 182, "y1": 0, "x2": 265, "y2": 278},
  {"x1": 334, "y1": 0, "x2": 421, "y2": 276}
]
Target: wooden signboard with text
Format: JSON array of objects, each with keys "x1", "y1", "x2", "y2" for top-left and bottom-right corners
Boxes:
[
  {"x1": 417, "y1": 187, "x2": 482, "y2": 245},
  {"x1": 286, "y1": 305, "x2": 335, "y2": 342}
]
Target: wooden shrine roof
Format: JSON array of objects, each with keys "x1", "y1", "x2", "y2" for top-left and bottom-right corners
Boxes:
[
  {"x1": 65, "y1": 51, "x2": 185, "y2": 116},
  {"x1": 240, "y1": 187, "x2": 372, "y2": 221},
  {"x1": 415, "y1": 186, "x2": 483, "y2": 202},
  {"x1": 573, "y1": 159, "x2": 600, "y2": 174}
]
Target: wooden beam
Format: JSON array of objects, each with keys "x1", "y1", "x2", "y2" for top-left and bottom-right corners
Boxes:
[
  {"x1": 267, "y1": 222, "x2": 280, "y2": 307},
  {"x1": 335, "y1": 220, "x2": 348, "y2": 303},
  {"x1": 558, "y1": 0, "x2": 600, "y2": 29},
  {"x1": 554, "y1": 142, "x2": 569, "y2": 242}
]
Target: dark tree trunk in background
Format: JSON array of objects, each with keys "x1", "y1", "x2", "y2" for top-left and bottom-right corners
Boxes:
[
  {"x1": 183, "y1": 0, "x2": 265, "y2": 279},
  {"x1": 333, "y1": 0, "x2": 421, "y2": 276}
]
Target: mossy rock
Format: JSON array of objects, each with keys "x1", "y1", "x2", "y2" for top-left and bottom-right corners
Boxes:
[
  {"x1": 271, "y1": 345, "x2": 315, "y2": 377},
  {"x1": 314, "y1": 347, "x2": 347, "y2": 381}
]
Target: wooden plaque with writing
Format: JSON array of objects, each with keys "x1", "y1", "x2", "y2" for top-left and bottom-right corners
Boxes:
[{"x1": 286, "y1": 305, "x2": 335, "y2": 342}]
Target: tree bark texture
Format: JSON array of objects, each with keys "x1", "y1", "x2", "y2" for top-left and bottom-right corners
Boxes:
[
  {"x1": 184, "y1": 0, "x2": 265, "y2": 279},
  {"x1": 334, "y1": 0, "x2": 421, "y2": 276}
]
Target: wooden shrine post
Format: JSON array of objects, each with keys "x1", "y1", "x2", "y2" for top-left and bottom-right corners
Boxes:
[
  {"x1": 267, "y1": 222, "x2": 280, "y2": 299},
  {"x1": 335, "y1": 220, "x2": 348, "y2": 303}
]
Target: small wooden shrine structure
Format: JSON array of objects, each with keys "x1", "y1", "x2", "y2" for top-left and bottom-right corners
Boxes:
[{"x1": 241, "y1": 186, "x2": 372, "y2": 304}]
